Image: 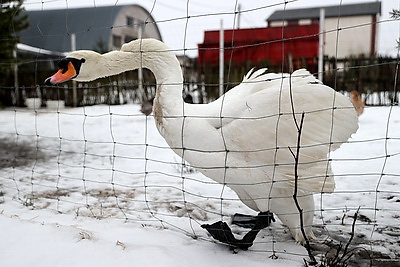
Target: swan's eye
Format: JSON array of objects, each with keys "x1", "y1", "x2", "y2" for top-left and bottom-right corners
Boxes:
[
  {"x1": 57, "y1": 57, "x2": 85, "y2": 75},
  {"x1": 56, "y1": 58, "x2": 70, "y2": 73}
]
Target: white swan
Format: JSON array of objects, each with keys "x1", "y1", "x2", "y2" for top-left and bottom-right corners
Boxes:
[{"x1": 45, "y1": 38, "x2": 358, "y2": 245}]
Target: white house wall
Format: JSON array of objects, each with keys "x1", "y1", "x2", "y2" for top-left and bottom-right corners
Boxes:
[
  {"x1": 111, "y1": 6, "x2": 162, "y2": 50},
  {"x1": 324, "y1": 15, "x2": 373, "y2": 58}
]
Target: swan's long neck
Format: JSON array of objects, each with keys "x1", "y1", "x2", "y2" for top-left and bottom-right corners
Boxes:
[
  {"x1": 121, "y1": 39, "x2": 184, "y2": 115},
  {"x1": 71, "y1": 39, "x2": 184, "y2": 115}
]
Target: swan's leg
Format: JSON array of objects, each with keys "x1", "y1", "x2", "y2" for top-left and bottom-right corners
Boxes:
[
  {"x1": 271, "y1": 194, "x2": 315, "y2": 243},
  {"x1": 231, "y1": 212, "x2": 275, "y2": 228},
  {"x1": 231, "y1": 213, "x2": 259, "y2": 228},
  {"x1": 238, "y1": 211, "x2": 275, "y2": 248},
  {"x1": 201, "y1": 211, "x2": 275, "y2": 250}
]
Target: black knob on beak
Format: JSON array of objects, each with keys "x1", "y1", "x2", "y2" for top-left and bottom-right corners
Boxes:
[{"x1": 44, "y1": 77, "x2": 53, "y2": 86}]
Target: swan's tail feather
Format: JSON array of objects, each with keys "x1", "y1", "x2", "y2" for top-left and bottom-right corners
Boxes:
[
  {"x1": 243, "y1": 68, "x2": 269, "y2": 82},
  {"x1": 242, "y1": 68, "x2": 322, "y2": 87},
  {"x1": 299, "y1": 174, "x2": 335, "y2": 194},
  {"x1": 243, "y1": 68, "x2": 255, "y2": 80},
  {"x1": 285, "y1": 166, "x2": 335, "y2": 194}
]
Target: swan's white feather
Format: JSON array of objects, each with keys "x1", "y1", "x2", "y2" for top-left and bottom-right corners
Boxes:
[
  {"x1": 182, "y1": 69, "x2": 356, "y2": 194},
  {"x1": 62, "y1": 39, "x2": 359, "y2": 242},
  {"x1": 172, "y1": 67, "x2": 358, "y2": 241}
]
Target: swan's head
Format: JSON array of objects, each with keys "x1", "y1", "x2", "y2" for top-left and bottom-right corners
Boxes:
[
  {"x1": 45, "y1": 50, "x2": 102, "y2": 85},
  {"x1": 45, "y1": 39, "x2": 182, "y2": 85}
]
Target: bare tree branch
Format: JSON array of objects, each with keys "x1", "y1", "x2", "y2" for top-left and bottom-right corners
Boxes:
[{"x1": 288, "y1": 112, "x2": 317, "y2": 265}]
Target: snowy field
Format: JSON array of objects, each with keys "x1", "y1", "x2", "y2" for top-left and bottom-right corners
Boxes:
[{"x1": 0, "y1": 104, "x2": 399, "y2": 266}]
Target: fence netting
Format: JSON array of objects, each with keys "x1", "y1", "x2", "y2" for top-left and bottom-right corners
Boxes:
[{"x1": 0, "y1": 0, "x2": 399, "y2": 266}]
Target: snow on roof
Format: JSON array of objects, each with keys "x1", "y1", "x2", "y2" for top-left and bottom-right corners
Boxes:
[
  {"x1": 19, "y1": 4, "x2": 160, "y2": 53},
  {"x1": 17, "y1": 43, "x2": 67, "y2": 56},
  {"x1": 267, "y1": 1, "x2": 381, "y2": 22}
]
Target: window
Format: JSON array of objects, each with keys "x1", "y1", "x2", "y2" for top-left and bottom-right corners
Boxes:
[
  {"x1": 299, "y1": 19, "x2": 312, "y2": 25},
  {"x1": 124, "y1": 35, "x2": 136, "y2": 43},
  {"x1": 269, "y1": 20, "x2": 288, "y2": 27},
  {"x1": 311, "y1": 18, "x2": 320, "y2": 25},
  {"x1": 112, "y1": 35, "x2": 122, "y2": 47},
  {"x1": 127, "y1": 16, "x2": 135, "y2": 28}
]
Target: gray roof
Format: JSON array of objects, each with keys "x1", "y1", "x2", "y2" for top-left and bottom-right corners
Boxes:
[
  {"x1": 267, "y1": 1, "x2": 381, "y2": 22},
  {"x1": 20, "y1": 5, "x2": 161, "y2": 53}
]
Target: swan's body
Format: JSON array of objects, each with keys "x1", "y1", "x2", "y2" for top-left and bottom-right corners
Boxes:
[{"x1": 45, "y1": 39, "x2": 358, "y2": 243}]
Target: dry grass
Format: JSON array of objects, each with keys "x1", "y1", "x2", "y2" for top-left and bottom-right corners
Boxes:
[{"x1": 0, "y1": 138, "x2": 48, "y2": 169}]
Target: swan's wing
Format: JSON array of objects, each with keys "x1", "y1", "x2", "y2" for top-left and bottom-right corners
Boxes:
[
  {"x1": 211, "y1": 68, "x2": 280, "y2": 107},
  {"x1": 213, "y1": 69, "x2": 321, "y2": 117},
  {"x1": 196, "y1": 69, "x2": 284, "y2": 129},
  {"x1": 219, "y1": 72, "x2": 358, "y2": 193},
  {"x1": 202, "y1": 69, "x2": 319, "y2": 130},
  {"x1": 239, "y1": 68, "x2": 321, "y2": 96}
]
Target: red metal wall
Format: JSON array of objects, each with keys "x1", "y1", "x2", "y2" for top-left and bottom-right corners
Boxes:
[{"x1": 198, "y1": 25, "x2": 319, "y2": 67}]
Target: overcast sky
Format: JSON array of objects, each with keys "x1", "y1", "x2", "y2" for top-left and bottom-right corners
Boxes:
[{"x1": 23, "y1": 0, "x2": 400, "y2": 57}]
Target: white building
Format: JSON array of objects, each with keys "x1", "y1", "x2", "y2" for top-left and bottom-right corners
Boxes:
[
  {"x1": 266, "y1": 2, "x2": 381, "y2": 58},
  {"x1": 20, "y1": 5, "x2": 162, "y2": 53}
]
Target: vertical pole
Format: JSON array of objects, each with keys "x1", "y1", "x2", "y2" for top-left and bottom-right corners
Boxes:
[
  {"x1": 71, "y1": 33, "x2": 78, "y2": 107},
  {"x1": 236, "y1": 4, "x2": 241, "y2": 29},
  {"x1": 287, "y1": 53, "x2": 293, "y2": 73},
  {"x1": 219, "y1": 19, "x2": 224, "y2": 97},
  {"x1": 13, "y1": 49, "x2": 19, "y2": 106},
  {"x1": 138, "y1": 25, "x2": 144, "y2": 99},
  {"x1": 318, "y1": 8, "x2": 325, "y2": 82}
]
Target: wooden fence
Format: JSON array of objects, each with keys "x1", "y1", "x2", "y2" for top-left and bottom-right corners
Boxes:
[
  {"x1": 324, "y1": 56, "x2": 400, "y2": 105},
  {"x1": 0, "y1": 56, "x2": 398, "y2": 107}
]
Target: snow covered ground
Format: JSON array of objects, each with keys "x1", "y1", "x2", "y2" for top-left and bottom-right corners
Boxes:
[{"x1": 0, "y1": 104, "x2": 399, "y2": 266}]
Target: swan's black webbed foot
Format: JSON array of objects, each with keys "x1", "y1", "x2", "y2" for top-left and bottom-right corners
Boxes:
[
  {"x1": 232, "y1": 213, "x2": 263, "y2": 228},
  {"x1": 201, "y1": 221, "x2": 240, "y2": 248},
  {"x1": 202, "y1": 211, "x2": 275, "y2": 250}
]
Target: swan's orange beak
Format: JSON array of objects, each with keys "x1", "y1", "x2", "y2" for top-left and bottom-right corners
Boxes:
[{"x1": 45, "y1": 61, "x2": 77, "y2": 85}]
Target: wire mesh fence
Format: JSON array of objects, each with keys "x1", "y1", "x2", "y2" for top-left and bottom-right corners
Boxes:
[{"x1": 0, "y1": 1, "x2": 399, "y2": 266}]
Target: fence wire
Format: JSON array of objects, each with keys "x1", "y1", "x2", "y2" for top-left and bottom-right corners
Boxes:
[{"x1": 0, "y1": 0, "x2": 400, "y2": 266}]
